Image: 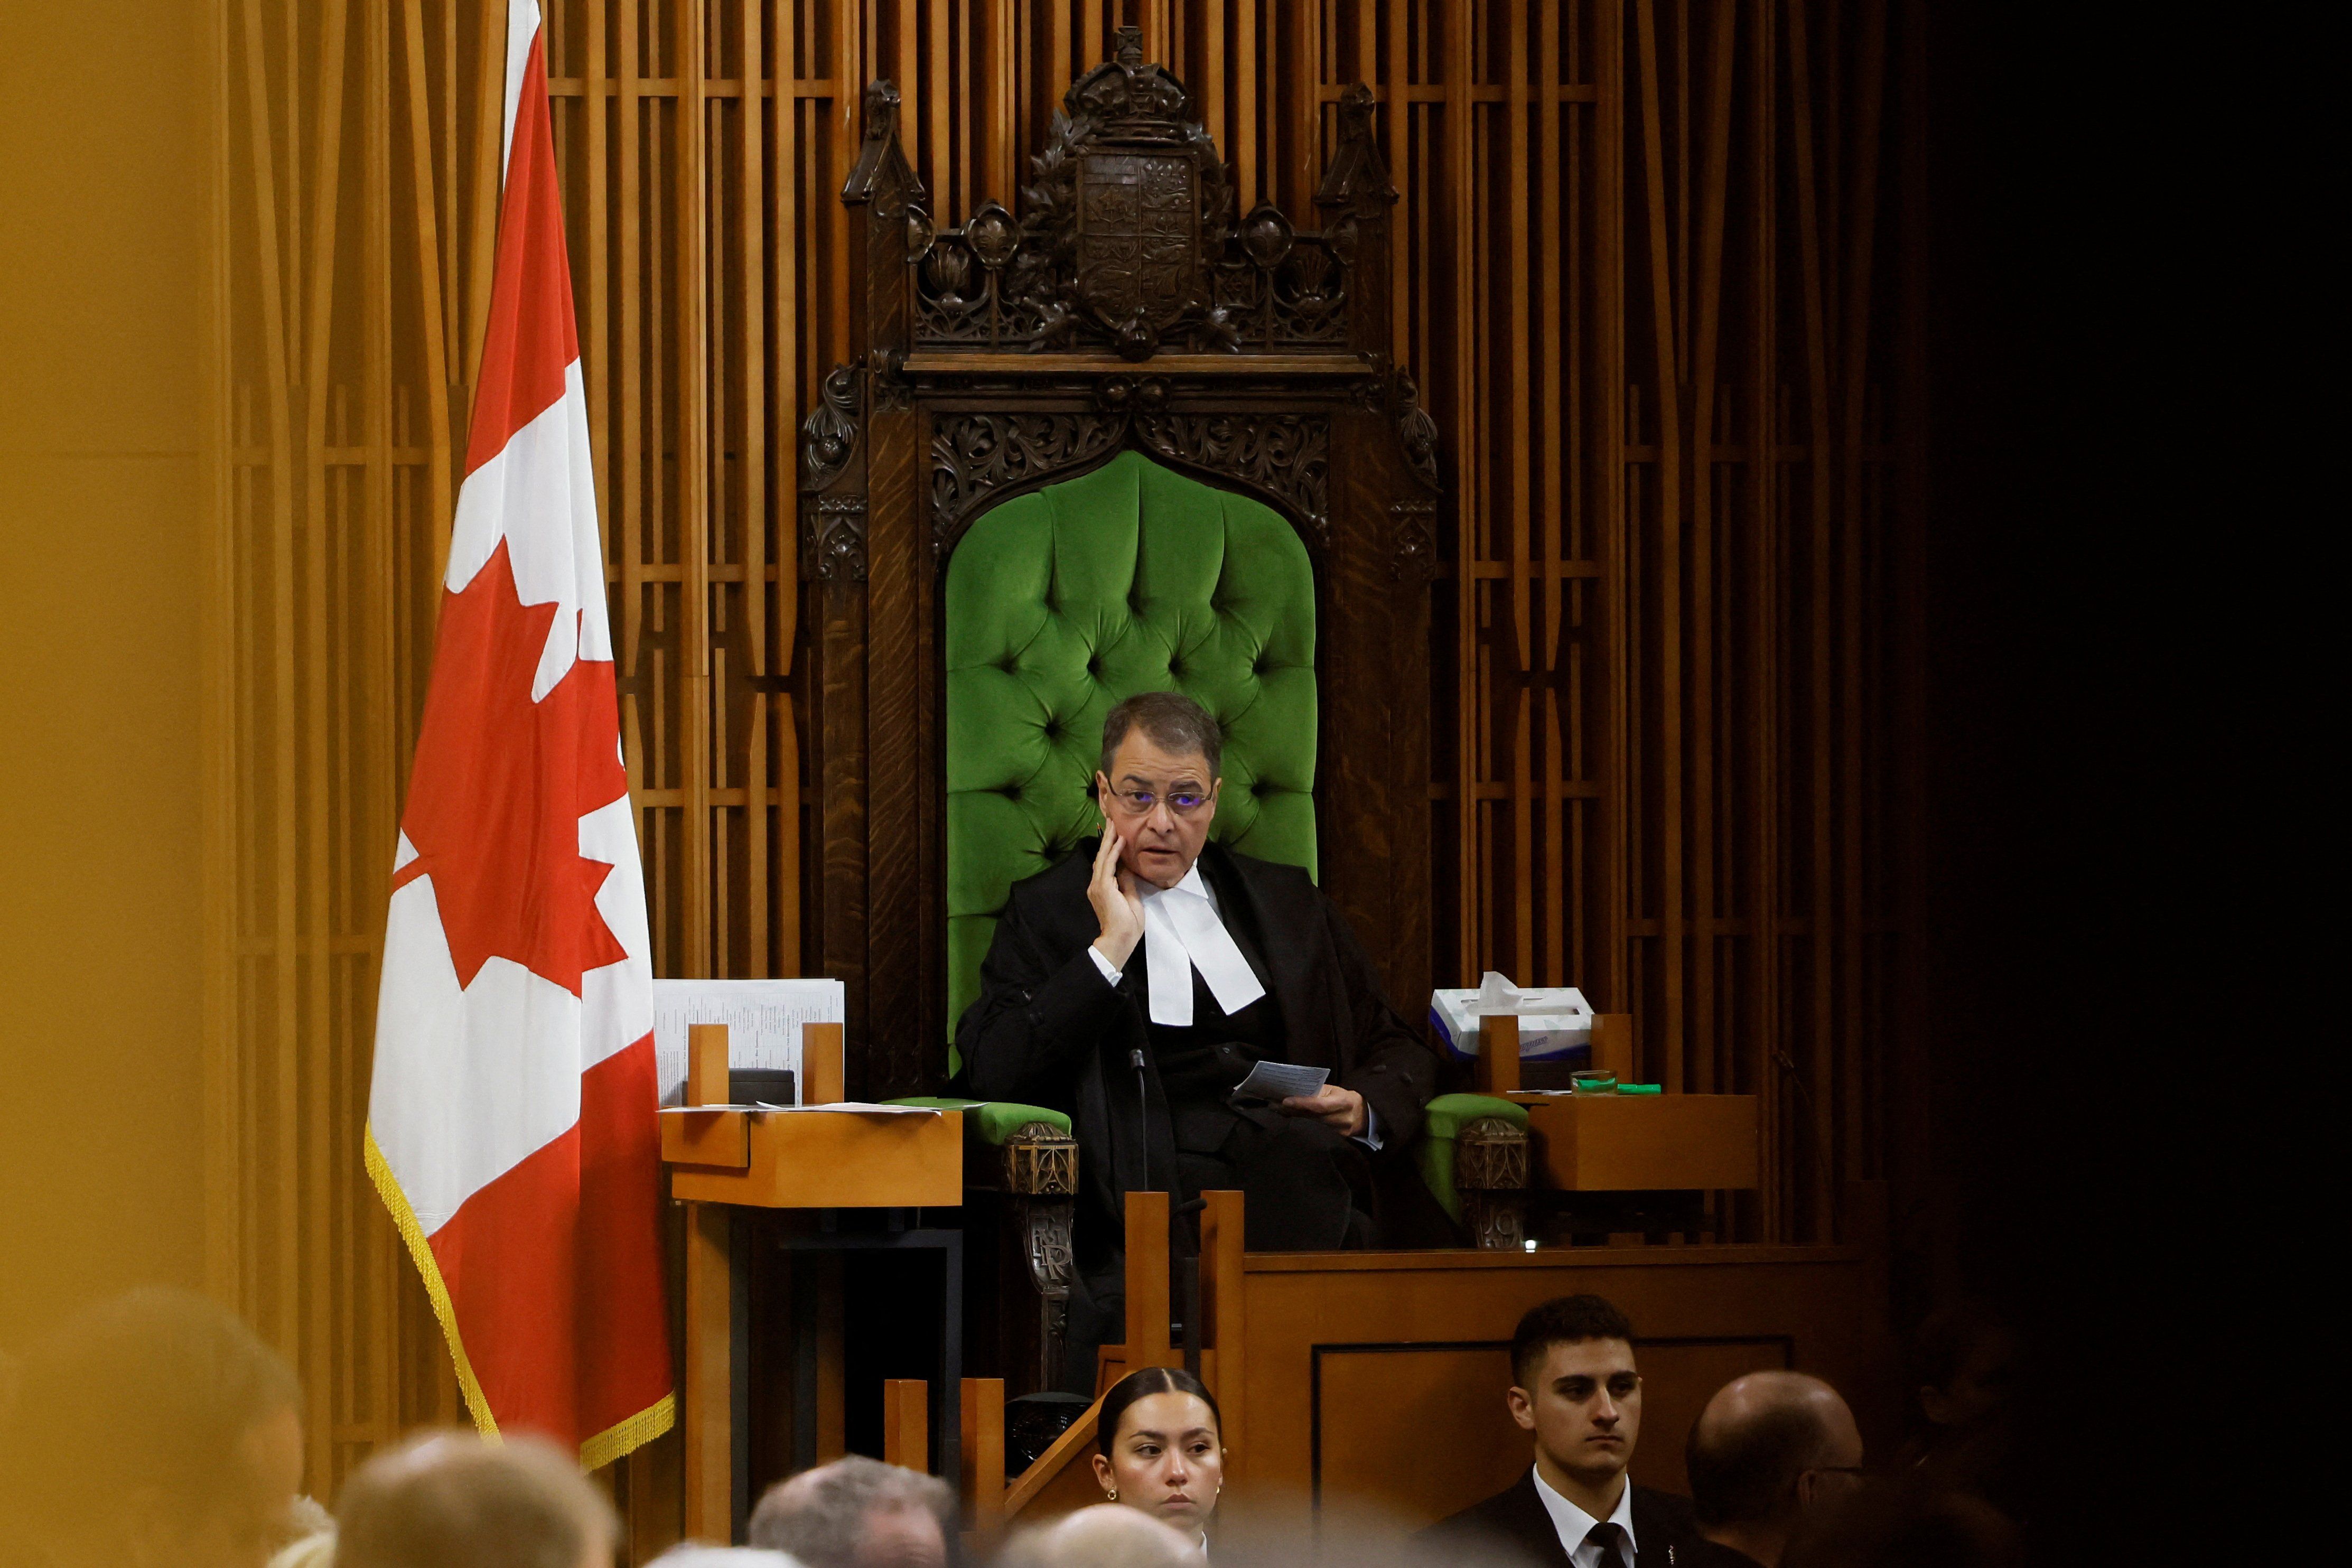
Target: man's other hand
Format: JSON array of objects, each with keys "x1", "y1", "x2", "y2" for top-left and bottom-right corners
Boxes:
[
  {"x1": 1278, "y1": 1083, "x2": 1368, "y2": 1138},
  {"x1": 1088, "y1": 827, "x2": 1146, "y2": 969}
]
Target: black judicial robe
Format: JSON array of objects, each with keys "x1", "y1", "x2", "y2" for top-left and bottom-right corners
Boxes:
[{"x1": 955, "y1": 839, "x2": 1451, "y2": 1366}]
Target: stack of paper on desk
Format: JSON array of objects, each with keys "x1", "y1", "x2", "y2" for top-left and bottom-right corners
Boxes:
[{"x1": 651, "y1": 977, "x2": 846, "y2": 1105}]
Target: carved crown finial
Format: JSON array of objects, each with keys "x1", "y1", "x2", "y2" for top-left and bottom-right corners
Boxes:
[
  {"x1": 845, "y1": 78, "x2": 924, "y2": 211},
  {"x1": 1317, "y1": 81, "x2": 1396, "y2": 210},
  {"x1": 864, "y1": 79, "x2": 901, "y2": 142},
  {"x1": 1068, "y1": 29, "x2": 1189, "y2": 124},
  {"x1": 842, "y1": 81, "x2": 922, "y2": 215}
]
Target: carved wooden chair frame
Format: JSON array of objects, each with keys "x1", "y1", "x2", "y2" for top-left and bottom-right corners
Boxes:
[
  {"x1": 798, "y1": 30, "x2": 1524, "y2": 1384},
  {"x1": 802, "y1": 31, "x2": 1444, "y2": 1091}
]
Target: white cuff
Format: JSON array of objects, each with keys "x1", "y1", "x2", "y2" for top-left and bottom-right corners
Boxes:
[
  {"x1": 1354, "y1": 1104, "x2": 1384, "y2": 1152},
  {"x1": 1088, "y1": 945, "x2": 1123, "y2": 985}
]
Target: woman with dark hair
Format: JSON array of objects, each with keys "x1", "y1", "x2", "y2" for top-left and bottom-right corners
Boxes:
[{"x1": 1090, "y1": 1367, "x2": 1225, "y2": 1557}]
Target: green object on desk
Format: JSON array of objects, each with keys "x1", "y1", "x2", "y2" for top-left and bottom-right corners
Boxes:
[{"x1": 1614, "y1": 1082, "x2": 1663, "y2": 1096}]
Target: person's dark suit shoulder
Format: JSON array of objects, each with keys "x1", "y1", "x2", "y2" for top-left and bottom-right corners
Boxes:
[
  {"x1": 1676, "y1": 1538, "x2": 1766, "y2": 1568},
  {"x1": 1415, "y1": 1472, "x2": 1696, "y2": 1567}
]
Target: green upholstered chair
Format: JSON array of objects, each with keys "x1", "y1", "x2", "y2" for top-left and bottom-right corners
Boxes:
[
  {"x1": 945, "y1": 450, "x2": 1319, "y2": 1037},
  {"x1": 903, "y1": 454, "x2": 1527, "y2": 1388}
]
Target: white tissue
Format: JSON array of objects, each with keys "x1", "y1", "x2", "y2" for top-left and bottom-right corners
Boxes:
[{"x1": 1428, "y1": 975, "x2": 1595, "y2": 1062}]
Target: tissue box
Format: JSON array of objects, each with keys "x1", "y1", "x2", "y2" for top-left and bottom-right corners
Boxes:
[{"x1": 1429, "y1": 981, "x2": 1595, "y2": 1065}]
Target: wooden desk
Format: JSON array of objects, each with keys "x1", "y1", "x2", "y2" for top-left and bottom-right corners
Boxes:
[
  {"x1": 665, "y1": 1107, "x2": 963, "y2": 1207},
  {"x1": 994, "y1": 1193, "x2": 1897, "y2": 1537},
  {"x1": 1507, "y1": 1091, "x2": 1759, "y2": 1190},
  {"x1": 670, "y1": 1105, "x2": 964, "y2": 1543}
]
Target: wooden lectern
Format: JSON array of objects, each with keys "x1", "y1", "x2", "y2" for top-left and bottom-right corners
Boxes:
[{"x1": 664, "y1": 1022, "x2": 964, "y2": 1543}]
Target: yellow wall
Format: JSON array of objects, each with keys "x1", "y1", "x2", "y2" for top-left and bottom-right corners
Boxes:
[{"x1": 0, "y1": 0, "x2": 210, "y2": 1347}]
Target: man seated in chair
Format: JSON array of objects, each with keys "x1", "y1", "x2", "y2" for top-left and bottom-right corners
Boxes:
[{"x1": 957, "y1": 691, "x2": 1451, "y2": 1384}]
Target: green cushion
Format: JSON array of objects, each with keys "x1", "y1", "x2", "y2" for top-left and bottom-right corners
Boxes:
[
  {"x1": 887, "y1": 1097, "x2": 1074, "y2": 1146},
  {"x1": 1413, "y1": 1094, "x2": 1529, "y2": 1222},
  {"x1": 945, "y1": 451, "x2": 1319, "y2": 1055}
]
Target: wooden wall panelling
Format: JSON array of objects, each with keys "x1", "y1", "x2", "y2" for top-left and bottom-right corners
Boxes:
[
  {"x1": 1317, "y1": 0, "x2": 1918, "y2": 1247},
  {"x1": 679, "y1": 0, "x2": 712, "y2": 983},
  {"x1": 1833, "y1": 1, "x2": 1887, "y2": 1213},
  {"x1": 1887, "y1": 0, "x2": 1928, "y2": 1295},
  {"x1": 1786, "y1": 0, "x2": 1836, "y2": 1243},
  {"x1": 216, "y1": 0, "x2": 437, "y2": 1499},
  {"x1": 360, "y1": 0, "x2": 398, "y2": 1475},
  {"x1": 1611, "y1": 0, "x2": 1914, "y2": 1241},
  {"x1": 546, "y1": 0, "x2": 826, "y2": 985},
  {"x1": 1594, "y1": 0, "x2": 1631, "y2": 1070},
  {"x1": 200, "y1": 0, "x2": 238, "y2": 1418},
  {"x1": 1738, "y1": 0, "x2": 1783, "y2": 1244}
]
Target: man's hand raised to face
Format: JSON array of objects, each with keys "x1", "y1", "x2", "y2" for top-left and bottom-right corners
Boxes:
[{"x1": 1088, "y1": 825, "x2": 1147, "y2": 969}]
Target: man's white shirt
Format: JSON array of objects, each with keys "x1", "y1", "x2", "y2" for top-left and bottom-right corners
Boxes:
[
  {"x1": 1084, "y1": 865, "x2": 1261, "y2": 1021},
  {"x1": 1532, "y1": 1465, "x2": 1640, "y2": 1568}
]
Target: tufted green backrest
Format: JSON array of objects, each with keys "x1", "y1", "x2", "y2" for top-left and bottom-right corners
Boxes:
[{"x1": 945, "y1": 450, "x2": 1318, "y2": 1048}]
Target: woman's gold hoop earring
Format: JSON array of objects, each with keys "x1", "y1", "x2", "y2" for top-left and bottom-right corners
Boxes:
[{"x1": 1107, "y1": 1488, "x2": 1119, "y2": 1501}]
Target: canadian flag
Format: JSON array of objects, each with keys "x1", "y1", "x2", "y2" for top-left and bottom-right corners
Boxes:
[{"x1": 366, "y1": 0, "x2": 672, "y2": 1467}]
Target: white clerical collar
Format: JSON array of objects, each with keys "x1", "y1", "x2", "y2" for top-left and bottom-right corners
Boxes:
[
  {"x1": 1137, "y1": 863, "x2": 1266, "y2": 1026},
  {"x1": 1531, "y1": 1465, "x2": 1638, "y2": 1565}
]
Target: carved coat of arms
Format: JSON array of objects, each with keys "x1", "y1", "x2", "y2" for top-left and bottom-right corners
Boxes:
[
  {"x1": 1076, "y1": 154, "x2": 1199, "y2": 334},
  {"x1": 1016, "y1": 27, "x2": 1234, "y2": 358}
]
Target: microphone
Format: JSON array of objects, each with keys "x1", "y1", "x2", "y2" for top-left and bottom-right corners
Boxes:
[{"x1": 1129, "y1": 1047, "x2": 1150, "y2": 1192}]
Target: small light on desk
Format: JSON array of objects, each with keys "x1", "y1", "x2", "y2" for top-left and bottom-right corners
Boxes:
[{"x1": 1523, "y1": 1238, "x2": 1537, "y2": 1253}]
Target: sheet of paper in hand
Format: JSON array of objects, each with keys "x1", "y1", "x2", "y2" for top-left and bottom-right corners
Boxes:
[{"x1": 1234, "y1": 1060, "x2": 1332, "y2": 1102}]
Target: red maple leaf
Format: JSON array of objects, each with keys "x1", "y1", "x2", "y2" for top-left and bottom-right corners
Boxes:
[{"x1": 394, "y1": 540, "x2": 631, "y2": 995}]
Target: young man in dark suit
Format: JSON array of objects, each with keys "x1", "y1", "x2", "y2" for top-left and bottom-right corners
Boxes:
[{"x1": 1417, "y1": 1295, "x2": 1697, "y2": 1568}]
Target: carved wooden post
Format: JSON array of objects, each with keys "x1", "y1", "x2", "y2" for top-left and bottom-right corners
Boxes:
[
  {"x1": 1457, "y1": 1118, "x2": 1534, "y2": 1250},
  {"x1": 1000, "y1": 1122, "x2": 1077, "y2": 1392},
  {"x1": 814, "y1": 82, "x2": 937, "y2": 1099},
  {"x1": 1319, "y1": 85, "x2": 1394, "y2": 365},
  {"x1": 855, "y1": 83, "x2": 936, "y2": 1102},
  {"x1": 1315, "y1": 83, "x2": 1441, "y2": 1021}
]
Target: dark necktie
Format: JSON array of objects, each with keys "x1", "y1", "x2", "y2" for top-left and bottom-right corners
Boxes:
[{"x1": 1585, "y1": 1521, "x2": 1630, "y2": 1568}]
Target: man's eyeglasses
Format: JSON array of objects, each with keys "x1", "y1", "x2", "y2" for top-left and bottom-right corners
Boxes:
[{"x1": 1107, "y1": 787, "x2": 1211, "y2": 817}]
